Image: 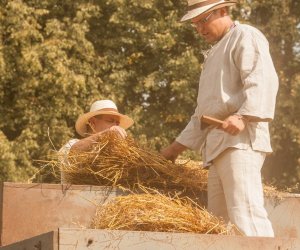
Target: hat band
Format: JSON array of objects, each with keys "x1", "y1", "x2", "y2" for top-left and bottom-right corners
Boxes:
[
  {"x1": 188, "y1": 0, "x2": 222, "y2": 11},
  {"x1": 95, "y1": 108, "x2": 119, "y2": 112}
]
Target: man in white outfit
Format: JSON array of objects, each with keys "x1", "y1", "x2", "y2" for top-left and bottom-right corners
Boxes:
[
  {"x1": 59, "y1": 100, "x2": 134, "y2": 183},
  {"x1": 161, "y1": 0, "x2": 278, "y2": 237}
]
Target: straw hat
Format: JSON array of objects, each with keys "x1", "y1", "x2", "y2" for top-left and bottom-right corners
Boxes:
[
  {"x1": 75, "y1": 100, "x2": 134, "y2": 137},
  {"x1": 181, "y1": 0, "x2": 237, "y2": 22}
]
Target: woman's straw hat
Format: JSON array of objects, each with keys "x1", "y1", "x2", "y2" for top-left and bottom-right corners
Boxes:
[
  {"x1": 181, "y1": 0, "x2": 237, "y2": 22},
  {"x1": 75, "y1": 100, "x2": 134, "y2": 137}
]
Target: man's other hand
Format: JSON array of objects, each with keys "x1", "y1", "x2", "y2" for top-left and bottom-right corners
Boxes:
[
  {"x1": 109, "y1": 126, "x2": 127, "y2": 139},
  {"x1": 220, "y1": 115, "x2": 246, "y2": 135}
]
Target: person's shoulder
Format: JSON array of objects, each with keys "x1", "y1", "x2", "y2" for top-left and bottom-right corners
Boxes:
[
  {"x1": 232, "y1": 22, "x2": 268, "y2": 45},
  {"x1": 67, "y1": 138, "x2": 80, "y2": 144},
  {"x1": 59, "y1": 138, "x2": 80, "y2": 152},
  {"x1": 234, "y1": 22, "x2": 267, "y2": 40}
]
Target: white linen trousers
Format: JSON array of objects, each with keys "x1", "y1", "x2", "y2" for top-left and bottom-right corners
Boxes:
[{"x1": 207, "y1": 147, "x2": 274, "y2": 237}]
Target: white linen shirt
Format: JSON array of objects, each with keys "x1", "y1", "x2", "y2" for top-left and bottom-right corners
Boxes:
[
  {"x1": 59, "y1": 138, "x2": 79, "y2": 183},
  {"x1": 176, "y1": 22, "x2": 279, "y2": 164}
]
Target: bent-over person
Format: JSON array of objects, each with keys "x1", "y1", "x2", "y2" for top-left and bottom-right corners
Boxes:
[{"x1": 59, "y1": 99, "x2": 134, "y2": 183}]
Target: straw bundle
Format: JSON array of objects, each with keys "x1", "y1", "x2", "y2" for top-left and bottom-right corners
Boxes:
[
  {"x1": 92, "y1": 193, "x2": 229, "y2": 235},
  {"x1": 60, "y1": 131, "x2": 208, "y2": 194},
  {"x1": 58, "y1": 132, "x2": 281, "y2": 200}
]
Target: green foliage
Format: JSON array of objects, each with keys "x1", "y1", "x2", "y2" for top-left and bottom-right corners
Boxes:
[
  {"x1": 0, "y1": 0, "x2": 107, "y2": 181},
  {"x1": 0, "y1": 0, "x2": 299, "y2": 189},
  {"x1": 0, "y1": 131, "x2": 17, "y2": 181},
  {"x1": 88, "y1": 0, "x2": 204, "y2": 150}
]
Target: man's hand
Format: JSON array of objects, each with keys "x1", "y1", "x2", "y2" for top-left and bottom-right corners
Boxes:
[
  {"x1": 109, "y1": 126, "x2": 127, "y2": 139},
  {"x1": 220, "y1": 115, "x2": 247, "y2": 136},
  {"x1": 160, "y1": 141, "x2": 187, "y2": 162}
]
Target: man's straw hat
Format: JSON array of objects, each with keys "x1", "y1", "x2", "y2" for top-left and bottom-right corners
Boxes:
[
  {"x1": 75, "y1": 100, "x2": 134, "y2": 137},
  {"x1": 181, "y1": 0, "x2": 237, "y2": 22}
]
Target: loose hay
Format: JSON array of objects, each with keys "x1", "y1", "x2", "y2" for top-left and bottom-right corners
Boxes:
[
  {"x1": 55, "y1": 131, "x2": 282, "y2": 203},
  {"x1": 263, "y1": 184, "x2": 284, "y2": 198},
  {"x1": 91, "y1": 193, "x2": 228, "y2": 235},
  {"x1": 57, "y1": 131, "x2": 208, "y2": 194},
  {"x1": 263, "y1": 184, "x2": 290, "y2": 205}
]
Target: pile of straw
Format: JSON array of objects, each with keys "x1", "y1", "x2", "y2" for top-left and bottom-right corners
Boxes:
[
  {"x1": 92, "y1": 193, "x2": 229, "y2": 235},
  {"x1": 57, "y1": 132, "x2": 242, "y2": 235},
  {"x1": 58, "y1": 132, "x2": 281, "y2": 200},
  {"x1": 59, "y1": 131, "x2": 208, "y2": 194}
]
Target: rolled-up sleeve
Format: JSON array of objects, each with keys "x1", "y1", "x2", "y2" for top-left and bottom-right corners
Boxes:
[
  {"x1": 233, "y1": 29, "x2": 279, "y2": 120},
  {"x1": 176, "y1": 111, "x2": 207, "y2": 152}
]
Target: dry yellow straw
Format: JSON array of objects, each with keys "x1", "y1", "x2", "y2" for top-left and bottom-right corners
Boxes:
[
  {"x1": 92, "y1": 192, "x2": 229, "y2": 235},
  {"x1": 55, "y1": 131, "x2": 278, "y2": 200},
  {"x1": 58, "y1": 131, "x2": 208, "y2": 194}
]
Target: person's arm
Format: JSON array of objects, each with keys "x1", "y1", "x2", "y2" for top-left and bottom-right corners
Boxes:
[
  {"x1": 161, "y1": 106, "x2": 206, "y2": 160},
  {"x1": 70, "y1": 126, "x2": 127, "y2": 153},
  {"x1": 233, "y1": 29, "x2": 278, "y2": 122},
  {"x1": 160, "y1": 141, "x2": 187, "y2": 162},
  {"x1": 221, "y1": 29, "x2": 279, "y2": 136},
  {"x1": 70, "y1": 132, "x2": 102, "y2": 153}
]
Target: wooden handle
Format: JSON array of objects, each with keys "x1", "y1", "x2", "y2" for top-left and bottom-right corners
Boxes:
[{"x1": 200, "y1": 115, "x2": 224, "y2": 126}]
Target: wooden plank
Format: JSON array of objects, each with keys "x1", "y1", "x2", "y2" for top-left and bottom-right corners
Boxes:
[
  {"x1": 1, "y1": 182, "x2": 299, "y2": 246},
  {"x1": 0, "y1": 182, "x2": 125, "y2": 246},
  {"x1": 0, "y1": 231, "x2": 57, "y2": 250},
  {"x1": 266, "y1": 196, "x2": 300, "y2": 238},
  {"x1": 58, "y1": 228, "x2": 300, "y2": 250},
  {"x1": 1, "y1": 182, "x2": 122, "y2": 191},
  {"x1": 0, "y1": 183, "x2": 4, "y2": 246}
]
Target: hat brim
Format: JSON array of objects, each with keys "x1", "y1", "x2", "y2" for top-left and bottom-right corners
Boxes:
[
  {"x1": 75, "y1": 110, "x2": 134, "y2": 137},
  {"x1": 180, "y1": 1, "x2": 237, "y2": 22}
]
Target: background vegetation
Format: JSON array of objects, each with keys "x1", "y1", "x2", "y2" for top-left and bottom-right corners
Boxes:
[{"x1": 0, "y1": 0, "x2": 299, "y2": 190}]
